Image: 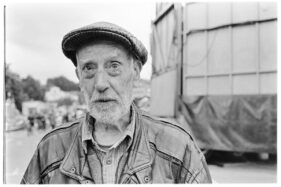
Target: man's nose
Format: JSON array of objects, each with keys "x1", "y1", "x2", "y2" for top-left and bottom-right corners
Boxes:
[{"x1": 94, "y1": 70, "x2": 109, "y2": 92}]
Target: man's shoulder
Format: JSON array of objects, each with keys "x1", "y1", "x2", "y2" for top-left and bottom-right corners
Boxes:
[
  {"x1": 139, "y1": 110, "x2": 192, "y2": 140},
  {"x1": 35, "y1": 118, "x2": 82, "y2": 160},
  {"x1": 139, "y1": 111, "x2": 202, "y2": 161},
  {"x1": 39, "y1": 119, "x2": 81, "y2": 146},
  {"x1": 22, "y1": 119, "x2": 83, "y2": 184}
]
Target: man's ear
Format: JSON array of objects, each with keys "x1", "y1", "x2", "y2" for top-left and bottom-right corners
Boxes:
[
  {"x1": 133, "y1": 60, "x2": 141, "y2": 80},
  {"x1": 75, "y1": 68, "x2": 80, "y2": 80}
]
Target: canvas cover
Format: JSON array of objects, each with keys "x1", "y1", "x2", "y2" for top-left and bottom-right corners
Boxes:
[{"x1": 177, "y1": 95, "x2": 277, "y2": 153}]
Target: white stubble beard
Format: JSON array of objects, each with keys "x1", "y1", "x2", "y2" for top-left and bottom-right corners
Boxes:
[{"x1": 81, "y1": 87, "x2": 133, "y2": 125}]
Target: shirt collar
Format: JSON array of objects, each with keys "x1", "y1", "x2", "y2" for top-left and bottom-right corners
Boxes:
[{"x1": 82, "y1": 106, "x2": 136, "y2": 154}]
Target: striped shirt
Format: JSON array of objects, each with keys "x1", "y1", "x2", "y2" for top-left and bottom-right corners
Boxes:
[{"x1": 81, "y1": 109, "x2": 135, "y2": 184}]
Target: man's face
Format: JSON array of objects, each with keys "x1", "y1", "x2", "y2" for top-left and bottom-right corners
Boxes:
[{"x1": 76, "y1": 40, "x2": 139, "y2": 124}]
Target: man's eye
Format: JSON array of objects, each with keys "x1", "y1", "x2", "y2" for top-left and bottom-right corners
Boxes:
[
  {"x1": 83, "y1": 64, "x2": 95, "y2": 71},
  {"x1": 82, "y1": 64, "x2": 96, "y2": 78},
  {"x1": 85, "y1": 65, "x2": 92, "y2": 70},
  {"x1": 107, "y1": 61, "x2": 121, "y2": 75},
  {"x1": 111, "y1": 62, "x2": 120, "y2": 69},
  {"x1": 112, "y1": 64, "x2": 118, "y2": 68}
]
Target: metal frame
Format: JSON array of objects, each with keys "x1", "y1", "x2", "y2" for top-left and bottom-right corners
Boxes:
[
  {"x1": 150, "y1": 3, "x2": 182, "y2": 117},
  {"x1": 153, "y1": 4, "x2": 174, "y2": 25},
  {"x1": 185, "y1": 18, "x2": 277, "y2": 37},
  {"x1": 184, "y1": 70, "x2": 277, "y2": 78}
]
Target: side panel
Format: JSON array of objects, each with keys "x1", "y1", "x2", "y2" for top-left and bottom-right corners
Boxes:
[
  {"x1": 180, "y1": 2, "x2": 277, "y2": 153},
  {"x1": 150, "y1": 4, "x2": 182, "y2": 117},
  {"x1": 150, "y1": 69, "x2": 177, "y2": 116},
  {"x1": 183, "y1": 2, "x2": 277, "y2": 96},
  {"x1": 150, "y1": 2, "x2": 277, "y2": 152}
]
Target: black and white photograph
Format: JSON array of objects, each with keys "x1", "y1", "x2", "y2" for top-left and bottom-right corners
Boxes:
[{"x1": 2, "y1": 0, "x2": 278, "y2": 184}]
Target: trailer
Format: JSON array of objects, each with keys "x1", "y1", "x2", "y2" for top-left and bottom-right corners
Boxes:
[{"x1": 150, "y1": 2, "x2": 277, "y2": 153}]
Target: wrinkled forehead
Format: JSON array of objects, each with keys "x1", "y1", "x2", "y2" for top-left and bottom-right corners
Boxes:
[{"x1": 76, "y1": 39, "x2": 133, "y2": 60}]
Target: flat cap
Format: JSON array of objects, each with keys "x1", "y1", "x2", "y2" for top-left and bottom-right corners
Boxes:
[{"x1": 62, "y1": 22, "x2": 148, "y2": 67}]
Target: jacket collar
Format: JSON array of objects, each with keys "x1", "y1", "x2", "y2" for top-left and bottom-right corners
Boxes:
[
  {"x1": 126, "y1": 104, "x2": 152, "y2": 172},
  {"x1": 59, "y1": 104, "x2": 153, "y2": 183},
  {"x1": 121, "y1": 105, "x2": 153, "y2": 183},
  {"x1": 59, "y1": 122, "x2": 87, "y2": 182}
]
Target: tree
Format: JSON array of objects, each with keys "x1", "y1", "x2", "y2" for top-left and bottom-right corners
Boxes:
[
  {"x1": 22, "y1": 75, "x2": 45, "y2": 101},
  {"x1": 46, "y1": 76, "x2": 79, "y2": 91},
  {"x1": 5, "y1": 64, "x2": 27, "y2": 112}
]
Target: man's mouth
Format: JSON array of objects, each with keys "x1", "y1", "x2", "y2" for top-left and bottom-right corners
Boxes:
[{"x1": 94, "y1": 98, "x2": 116, "y2": 103}]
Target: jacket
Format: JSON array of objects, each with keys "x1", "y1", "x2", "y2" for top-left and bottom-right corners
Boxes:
[{"x1": 21, "y1": 106, "x2": 212, "y2": 184}]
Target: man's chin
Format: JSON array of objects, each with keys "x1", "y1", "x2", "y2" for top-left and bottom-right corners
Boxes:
[
  {"x1": 88, "y1": 102, "x2": 131, "y2": 124},
  {"x1": 91, "y1": 113, "x2": 119, "y2": 125},
  {"x1": 89, "y1": 107, "x2": 120, "y2": 124},
  {"x1": 92, "y1": 102, "x2": 116, "y2": 112}
]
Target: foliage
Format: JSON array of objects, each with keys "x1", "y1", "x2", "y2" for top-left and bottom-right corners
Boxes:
[
  {"x1": 5, "y1": 65, "x2": 80, "y2": 112},
  {"x1": 5, "y1": 64, "x2": 28, "y2": 112},
  {"x1": 22, "y1": 76, "x2": 45, "y2": 101},
  {"x1": 46, "y1": 76, "x2": 79, "y2": 92}
]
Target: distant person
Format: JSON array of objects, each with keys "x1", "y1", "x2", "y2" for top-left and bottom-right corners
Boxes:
[
  {"x1": 26, "y1": 117, "x2": 33, "y2": 136},
  {"x1": 27, "y1": 113, "x2": 35, "y2": 135},
  {"x1": 62, "y1": 113, "x2": 69, "y2": 123},
  {"x1": 27, "y1": 115, "x2": 35, "y2": 128},
  {"x1": 21, "y1": 22, "x2": 212, "y2": 184},
  {"x1": 48, "y1": 112, "x2": 56, "y2": 129},
  {"x1": 36, "y1": 114, "x2": 46, "y2": 130}
]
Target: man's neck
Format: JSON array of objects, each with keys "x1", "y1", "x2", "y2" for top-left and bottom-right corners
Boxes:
[{"x1": 93, "y1": 111, "x2": 131, "y2": 146}]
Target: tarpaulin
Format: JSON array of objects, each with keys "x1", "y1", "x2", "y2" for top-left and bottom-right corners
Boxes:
[{"x1": 177, "y1": 95, "x2": 277, "y2": 153}]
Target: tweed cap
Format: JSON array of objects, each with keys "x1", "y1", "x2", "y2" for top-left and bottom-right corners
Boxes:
[{"x1": 62, "y1": 22, "x2": 148, "y2": 67}]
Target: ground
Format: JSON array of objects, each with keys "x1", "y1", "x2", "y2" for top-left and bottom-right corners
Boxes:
[{"x1": 5, "y1": 129, "x2": 277, "y2": 184}]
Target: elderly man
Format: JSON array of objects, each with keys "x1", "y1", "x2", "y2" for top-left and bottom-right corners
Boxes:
[{"x1": 21, "y1": 22, "x2": 212, "y2": 184}]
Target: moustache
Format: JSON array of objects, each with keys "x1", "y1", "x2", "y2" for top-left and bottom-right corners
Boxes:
[{"x1": 91, "y1": 95, "x2": 118, "y2": 103}]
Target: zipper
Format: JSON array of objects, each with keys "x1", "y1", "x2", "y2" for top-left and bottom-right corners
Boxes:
[{"x1": 40, "y1": 160, "x2": 62, "y2": 179}]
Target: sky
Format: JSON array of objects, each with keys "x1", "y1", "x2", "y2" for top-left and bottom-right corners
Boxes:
[{"x1": 5, "y1": 2, "x2": 156, "y2": 84}]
